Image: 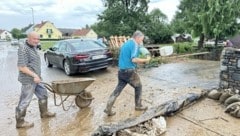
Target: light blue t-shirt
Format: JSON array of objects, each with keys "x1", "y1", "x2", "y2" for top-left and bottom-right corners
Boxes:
[{"x1": 118, "y1": 39, "x2": 139, "y2": 69}]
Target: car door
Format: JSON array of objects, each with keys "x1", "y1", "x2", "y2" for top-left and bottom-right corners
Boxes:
[
  {"x1": 56, "y1": 42, "x2": 68, "y2": 68},
  {"x1": 46, "y1": 43, "x2": 60, "y2": 65}
]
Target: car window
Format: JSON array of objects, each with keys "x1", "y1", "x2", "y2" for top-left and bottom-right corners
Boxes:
[
  {"x1": 95, "y1": 40, "x2": 107, "y2": 48},
  {"x1": 70, "y1": 40, "x2": 105, "y2": 52},
  {"x1": 58, "y1": 42, "x2": 67, "y2": 52}
]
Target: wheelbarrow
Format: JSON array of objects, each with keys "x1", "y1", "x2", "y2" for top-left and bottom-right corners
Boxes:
[{"x1": 41, "y1": 78, "x2": 95, "y2": 111}]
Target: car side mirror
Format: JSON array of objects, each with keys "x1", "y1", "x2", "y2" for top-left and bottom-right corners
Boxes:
[
  {"x1": 49, "y1": 47, "x2": 57, "y2": 51},
  {"x1": 37, "y1": 45, "x2": 41, "y2": 50}
]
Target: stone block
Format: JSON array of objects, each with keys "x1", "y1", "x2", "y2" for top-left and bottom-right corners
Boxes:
[
  {"x1": 237, "y1": 59, "x2": 240, "y2": 68},
  {"x1": 230, "y1": 59, "x2": 237, "y2": 63},
  {"x1": 222, "y1": 60, "x2": 229, "y2": 65},
  {"x1": 220, "y1": 65, "x2": 228, "y2": 71},
  {"x1": 219, "y1": 81, "x2": 229, "y2": 88},
  {"x1": 220, "y1": 73, "x2": 228, "y2": 79},
  {"x1": 228, "y1": 66, "x2": 236, "y2": 70},
  {"x1": 232, "y1": 73, "x2": 240, "y2": 81}
]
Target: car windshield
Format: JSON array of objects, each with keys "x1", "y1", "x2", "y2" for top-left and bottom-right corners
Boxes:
[{"x1": 70, "y1": 40, "x2": 105, "y2": 52}]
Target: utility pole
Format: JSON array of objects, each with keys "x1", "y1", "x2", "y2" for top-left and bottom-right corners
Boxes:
[{"x1": 31, "y1": 7, "x2": 35, "y2": 24}]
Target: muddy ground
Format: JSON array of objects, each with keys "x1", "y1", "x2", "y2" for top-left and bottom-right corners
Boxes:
[{"x1": 0, "y1": 42, "x2": 239, "y2": 136}]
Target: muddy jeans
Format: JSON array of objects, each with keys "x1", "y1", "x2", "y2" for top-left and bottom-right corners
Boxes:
[
  {"x1": 16, "y1": 83, "x2": 48, "y2": 111},
  {"x1": 111, "y1": 69, "x2": 142, "y2": 106}
]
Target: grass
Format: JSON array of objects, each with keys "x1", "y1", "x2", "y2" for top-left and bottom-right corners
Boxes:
[{"x1": 40, "y1": 41, "x2": 56, "y2": 51}]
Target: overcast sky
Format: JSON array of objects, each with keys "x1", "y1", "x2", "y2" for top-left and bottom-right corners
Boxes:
[{"x1": 0, "y1": 0, "x2": 180, "y2": 31}]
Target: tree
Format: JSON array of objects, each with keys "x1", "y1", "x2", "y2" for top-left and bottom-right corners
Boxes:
[
  {"x1": 206, "y1": 0, "x2": 240, "y2": 43},
  {"x1": 85, "y1": 24, "x2": 90, "y2": 29},
  {"x1": 92, "y1": 1, "x2": 173, "y2": 44},
  {"x1": 146, "y1": 8, "x2": 173, "y2": 43},
  {"x1": 92, "y1": 0, "x2": 150, "y2": 37},
  {"x1": 170, "y1": 12, "x2": 187, "y2": 34},
  {"x1": 174, "y1": 0, "x2": 240, "y2": 47},
  {"x1": 11, "y1": 28, "x2": 25, "y2": 39},
  {"x1": 149, "y1": 8, "x2": 167, "y2": 23}
]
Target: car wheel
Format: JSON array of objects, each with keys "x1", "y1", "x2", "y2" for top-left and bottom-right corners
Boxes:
[
  {"x1": 45, "y1": 56, "x2": 53, "y2": 67},
  {"x1": 64, "y1": 60, "x2": 72, "y2": 76}
]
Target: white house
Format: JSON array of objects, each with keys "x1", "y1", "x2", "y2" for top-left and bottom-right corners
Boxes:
[
  {"x1": 71, "y1": 28, "x2": 98, "y2": 39},
  {"x1": 0, "y1": 29, "x2": 12, "y2": 40}
]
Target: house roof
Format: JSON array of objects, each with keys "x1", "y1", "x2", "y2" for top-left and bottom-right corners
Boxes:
[
  {"x1": 22, "y1": 24, "x2": 34, "y2": 32},
  {"x1": 23, "y1": 21, "x2": 48, "y2": 33},
  {"x1": 72, "y1": 28, "x2": 91, "y2": 36},
  {"x1": 34, "y1": 21, "x2": 48, "y2": 29},
  {"x1": 0, "y1": 29, "x2": 6, "y2": 34},
  {"x1": 0, "y1": 30, "x2": 4, "y2": 34},
  {"x1": 58, "y1": 28, "x2": 77, "y2": 36}
]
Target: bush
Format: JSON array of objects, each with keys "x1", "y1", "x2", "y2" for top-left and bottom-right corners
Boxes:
[
  {"x1": 40, "y1": 41, "x2": 56, "y2": 51},
  {"x1": 173, "y1": 42, "x2": 195, "y2": 54}
]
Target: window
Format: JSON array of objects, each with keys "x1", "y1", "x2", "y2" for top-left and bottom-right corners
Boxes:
[
  {"x1": 46, "y1": 29, "x2": 53, "y2": 34},
  {"x1": 71, "y1": 40, "x2": 105, "y2": 52},
  {"x1": 58, "y1": 42, "x2": 67, "y2": 52}
]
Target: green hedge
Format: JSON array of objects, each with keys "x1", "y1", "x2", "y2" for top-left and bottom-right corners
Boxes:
[{"x1": 40, "y1": 41, "x2": 56, "y2": 51}]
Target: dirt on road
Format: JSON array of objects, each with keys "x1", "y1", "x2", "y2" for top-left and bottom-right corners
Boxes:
[{"x1": 0, "y1": 43, "x2": 239, "y2": 136}]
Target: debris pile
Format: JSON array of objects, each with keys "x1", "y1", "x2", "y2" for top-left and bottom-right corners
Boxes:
[
  {"x1": 117, "y1": 116, "x2": 166, "y2": 136},
  {"x1": 92, "y1": 92, "x2": 204, "y2": 136}
]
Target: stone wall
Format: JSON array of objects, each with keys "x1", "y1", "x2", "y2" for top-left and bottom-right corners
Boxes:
[{"x1": 220, "y1": 47, "x2": 240, "y2": 91}]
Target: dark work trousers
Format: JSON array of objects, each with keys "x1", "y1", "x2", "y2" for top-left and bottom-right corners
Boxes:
[{"x1": 111, "y1": 69, "x2": 142, "y2": 106}]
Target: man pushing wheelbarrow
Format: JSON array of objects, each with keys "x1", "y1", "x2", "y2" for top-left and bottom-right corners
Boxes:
[{"x1": 16, "y1": 32, "x2": 55, "y2": 129}]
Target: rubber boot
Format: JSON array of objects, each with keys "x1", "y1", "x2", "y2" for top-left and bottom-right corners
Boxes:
[
  {"x1": 104, "y1": 95, "x2": 117, "y2": 116},
  {"x1": 135, "y1": 99, "x2": 148, "y2": 111},
  {"x1": 15, "y1": 108, "x2": 34, "y2": 128},
  {"x1": 39, "y1": 99, "x2": 56, "y2": 118}
]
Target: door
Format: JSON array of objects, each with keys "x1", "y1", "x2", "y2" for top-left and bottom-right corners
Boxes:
[
  {"x1": 46, "y1": 42, "x2": 60, "y2": 65},
  {"x1": 56, "y1": 42, "x2": 68, "y2": 68}
]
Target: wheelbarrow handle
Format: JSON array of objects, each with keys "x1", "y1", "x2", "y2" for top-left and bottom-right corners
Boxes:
[{"x1": 40, "y1": 82, "x2": 55, "y2": 93}]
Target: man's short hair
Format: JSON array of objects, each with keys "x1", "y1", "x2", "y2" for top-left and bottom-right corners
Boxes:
[{"x1": 132, "y1": 30, "x2": 144, "y2": 38}]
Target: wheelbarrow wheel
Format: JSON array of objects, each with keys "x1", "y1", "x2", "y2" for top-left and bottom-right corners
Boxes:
[{"x1": 75, "y1": 91, "x2": 94, "y2": 108}]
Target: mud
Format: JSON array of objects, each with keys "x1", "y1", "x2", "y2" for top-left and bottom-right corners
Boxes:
[
  {"x1": 93, "y1": 93, "x2": 204, "y2": 135},
  {"x1": 0, "y1": 42, "x2": 239, "y2": 136}
]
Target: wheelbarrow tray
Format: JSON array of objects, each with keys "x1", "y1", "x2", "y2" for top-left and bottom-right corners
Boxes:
[{"x1": 51, "y1": 78, "x2": 95, "y2": 95}]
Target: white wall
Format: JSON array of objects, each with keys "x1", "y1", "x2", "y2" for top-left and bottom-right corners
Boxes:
[{"x1": 0, "y1": 31, "x2": 12, "y2": 39}]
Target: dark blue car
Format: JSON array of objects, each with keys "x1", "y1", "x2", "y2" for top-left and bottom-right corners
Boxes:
[{"x1": 44, "y1": 39, "x2": 113, "y2": 75}]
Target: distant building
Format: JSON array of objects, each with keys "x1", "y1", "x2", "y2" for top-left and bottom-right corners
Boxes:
[
  {"x1": 24, "y1": 21, "x2": 62, "y2": 39},
  {"x1": 71, "y1": 28, "x2": 98, "y2": 39},
  {"x1": 34, "y1": 21, "x2": 62, "y2": 39},
  {"x1": 0, "y1": 29, "x2": 12, "y2": 40},
  {"x1": 171, "y1": 33, "x2": 192, "y2": 43},
  {"x1": 58, "y1": 28, "x2": 77, "y2": 39},
  {"x1": 23, "y1": 22, "x2": 98, "y2": 40}
]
